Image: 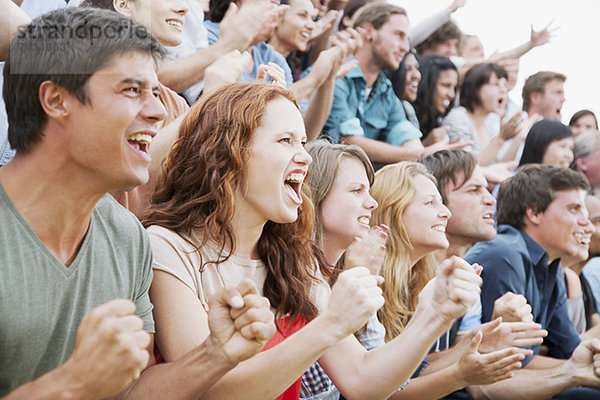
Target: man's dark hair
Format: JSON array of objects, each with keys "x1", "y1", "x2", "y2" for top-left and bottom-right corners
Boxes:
[
  {"x1": 460, "y1": 63, "x2": 508, "y2": 112},
  {"x1": 420, "y1": 150, "x2": 477, "y2": 204},
  {"x1": 209, "y1": 0, "x2": 232, "y2": 23},
  {"x1": 80, "y1": 0, "x2": 115, "y2": 10},
  {"x1": 3, "y1": 7, "x2": 164, "y2": 154},
  {"x1": 497, "y1": 165, "x2": 590, "y2": 230},
  {"x1": 415, "y1": 20, "x2": 461, "y2": 55}
]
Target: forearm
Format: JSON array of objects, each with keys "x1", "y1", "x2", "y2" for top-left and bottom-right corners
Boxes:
[
  {"x1": 197, "y1": 315, "x2": 342, "y2": 400},
  {"x1": 331, "y1": 309, "x2": 452, "y2": 400},
  {"x1": 116, "y1": 337, "x2": 235, "y2": 400},
  {"x1": 289, "y1": 72, "x2": 322, "y2": 101},
  {"x1": 469, "y1": 362, "x2": 575, "y2": 400},
  {"x1": 490, "y1": 41, "x2": 534, "y2": 63},
  {"x1": 478, "y1": 136, "x2": 507, "y2": 166},
  {"x1": 422, "y1": 343, "x2": 465, "y2": 373},
  {"x1": 389, "y1": 367, "x2": 465, "y2": 400},
  {"x1": 304, "y1": 78, "x2": 335, "y2": 141},
  {"x1": 410, "y1": 8, "x2": 451, "y2": 48},
  {"x1": 498, "y1": 136, "x2": 524, "y2": 163},
  {"x1": 2, "y1": 363, "x2": 95, "y2": 400},
  {"x1": 343, "y1": 135, "x2": 423, "y2": 164},
  {"x1": 157, "y1": 41, "x2": 236, "y2": 93},
  {"x1": 149, "y1": 113, "x2": 187, "y2": 175}
]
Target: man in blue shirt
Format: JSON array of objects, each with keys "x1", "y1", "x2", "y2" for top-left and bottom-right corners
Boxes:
[
  {"x1": 464, "y1": 165, "x2": 600, "y2": 399},
  {"x1": 323, "y1": 2, "x2": 425, "y2": 164}
]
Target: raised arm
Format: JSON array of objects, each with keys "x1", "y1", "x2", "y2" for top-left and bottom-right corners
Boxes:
[{"x1": 0, "y1": 0, "x2": 30, "y2": 61}]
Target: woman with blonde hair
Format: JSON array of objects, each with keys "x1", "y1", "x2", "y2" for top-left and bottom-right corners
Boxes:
[
  {"x1": 144, "y1": 82, "x2": 484, "y2": 400},
  {"x1": 370, "y1": 162, "x2": 530, "y2": 399}
]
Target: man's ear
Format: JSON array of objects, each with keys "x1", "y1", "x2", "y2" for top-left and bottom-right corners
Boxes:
[
  {"x1": 529, "y1": 92, "x2": 542, "y2": 108},
  {"x1": 38, "y1": 81, "x2": 69, "y2": 122},
  {"x1": 575, "y1": 157, "x2": 587, "y2": 173},
  {"x1": 113, "y1": 0, "x2": 133, "y2": 18},
  {"x1": 525, "y1": 205, "x2": 542, "y2": 226},
  {"x1": 361, "y1": 22, "x2": 375, "y2": 43}
]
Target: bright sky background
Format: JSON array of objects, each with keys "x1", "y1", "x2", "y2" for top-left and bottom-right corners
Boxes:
[{"x1": 392, "y1": 0, "x2": 598, "y2": 124}]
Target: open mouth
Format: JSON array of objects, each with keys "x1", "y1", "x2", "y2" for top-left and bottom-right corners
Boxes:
[
  {"x1": 483, "y1": 211, "x2": 494, "y2": 222},
  {"x1": 574, "y1": 232, "x2": 591, "y2": 245},
  {"x1": 127, "y1": 133, "x2": 152, "y2": 156},
  {"x1": 358, "y1": 216, "x2": 370, "y2": 225},
  {"x1": 166, "y1": 19, "x2": 183, "y2": 30},
  {"x1": 432, "y1": 225, "x2": 446, "y2": 233},
  {"x1": 284, "y1": 172, "x2": 304, "y2": 205}
]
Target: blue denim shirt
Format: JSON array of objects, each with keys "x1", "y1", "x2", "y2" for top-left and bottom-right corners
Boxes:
[
  {"x1": 464, "y1": 225, "x2": 581, "y2": 364},
  {"x1": 323, "y1": 60, "x2": 421, "y2": 145}
]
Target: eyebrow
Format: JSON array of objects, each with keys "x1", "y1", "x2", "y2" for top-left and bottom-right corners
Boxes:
[{"x1": 120, "y1": 78, "x2": 162, "y2": 94}]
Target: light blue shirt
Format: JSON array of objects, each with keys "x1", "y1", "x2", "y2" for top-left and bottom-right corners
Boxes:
[
  {"x1": 583, "y1": 257, "x2": 600, "y2": 312},
  {"x1": 203, "y1": 21, "x2": 293, "y2": 86},
  {"x1": 323, "y1": 59, "x2": 422, "y2": 145}
]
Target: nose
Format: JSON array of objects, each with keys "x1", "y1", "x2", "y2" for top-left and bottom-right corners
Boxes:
[
  {"x1": 482, "y1": 190, "x2": 496, "y2": 206},
  {"x1": 365, "y1": 193, "x2": 378, "y2": 210},
  {"x1": 307, "y1": 17, "x2": 315, "y2": 31},
  {"x1": 294, "y1": 144, "x2": 312, "y2": 166},
  {"x1": 174, "y1": 0, "x2": 189, "y2": 15},
  {"x1": 439, "y1": 203, "x2": 452, "y2": 219},
  {"x1": 143, "y1": 92, "x2": 168, "y2": 125},
  {"x1": 399, "y1": 37, "x2": 410, "y2": 56}
]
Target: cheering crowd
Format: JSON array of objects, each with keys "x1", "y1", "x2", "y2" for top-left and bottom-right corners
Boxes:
[{"x1": 2, "y1": 0, "x2": 600, "y2": 399}]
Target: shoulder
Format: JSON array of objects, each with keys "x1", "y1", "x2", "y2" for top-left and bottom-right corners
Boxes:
[
  {"x1": 94, "y1": 195, "x2": 147, "y2": 244},
  {"x1": 443, "y1": 106, "x2": 468, "y2": 124},
  {"x1": 465, "y1": 226, "x2": 528, "y2": 274}
]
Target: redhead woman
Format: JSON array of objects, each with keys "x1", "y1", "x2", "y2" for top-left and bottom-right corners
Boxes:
[
  {"x1": 143, "y1": 82, "x2": 482, "y2": 400},
  {"x1": 370, "y1": 162, "x2": 532, "y2": 399}
]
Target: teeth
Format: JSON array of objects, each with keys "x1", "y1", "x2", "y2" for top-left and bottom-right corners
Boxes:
[
  {"x1": 285, "y1": 172, "x2": 304, "y2": 184},
  {"x1": 574, "y1": 232, "x2": 591, "y2": 244},
  {"x1": 128, "y1": 133, "x2": 152, "y2": 145},
  {"x1": 432, "y1": 225, "x2": 446, "y2": 232},
  {"x1": 300, "y1": 32, "x2": 310, "y2": 39},
  {"x1": 410, "y1": 82, "x2": 418, "y2": 88},
  {"x1": 442, "y1": 99, "x2": 450, "y2": 107},
  {"x1": 358, "y1": 216, "x2": 370, "y2": 225},
  {"x1": 483, "y1": 213, "x2": 493, "y2": 219},
  {"x1": 167, "y1": 20, "x2": 182, "y2": 29}
]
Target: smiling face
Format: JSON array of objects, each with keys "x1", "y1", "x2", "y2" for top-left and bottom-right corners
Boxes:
[
  {"x1": 434, "y1": 69, "x2": 458, "y2": 114},
  {"x1": 403, "y1": 174, "x2": 451, "y2": 259},
  {"x1": 127, "y1": 0, "x2": 188, "y2": 46},
  {"x1": 371, "y1": 13, "x2": 411, "y2": 71},
  {"x1": 274, "y1": 0, "x2": 316, "y2": 54},
  {"x1": 235, "y1": 96, "x2": 312, "y2": 226},
  {"x1": 320, "y1": 156, "x2": 378, "y2": 250},
  {"x1": 445, "y1": 166, "x2": 496, "y2": 246},
  {"x1": 529, "y1": 189, "x2": 592, "y2": 263},
  {"x1": 477, "y1": 72, "x2": 508, "y2": 114},
  {"x1": 63, "y1": 52, "x2": 166, "y2": 191},
  {"x1": 403, "y1": 53, "x2": 421, "y2": 102},
  {"x1": 541, "y1": 137, "x2": 574, "y2": 168},
  {"x1": 586, "y1": 195, "x2": 600, "y2": 257},
  {"x1": 571, "y1": 114, "x2": 598, "y2": 136}
]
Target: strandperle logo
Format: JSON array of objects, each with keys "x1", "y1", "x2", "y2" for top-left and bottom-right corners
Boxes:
[{"x1": 14, "y1": 18, "x2": 151, "y2": 47}]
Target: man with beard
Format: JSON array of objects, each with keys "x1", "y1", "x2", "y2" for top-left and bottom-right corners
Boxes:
[{"x1": 323, "y1": 2, "x2": 425, "y2": 163}]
